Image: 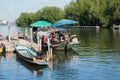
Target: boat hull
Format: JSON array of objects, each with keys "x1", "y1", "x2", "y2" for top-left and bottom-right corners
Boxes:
[{"x1": 15, "y1": 46, "x2": 48, "y2": 66}]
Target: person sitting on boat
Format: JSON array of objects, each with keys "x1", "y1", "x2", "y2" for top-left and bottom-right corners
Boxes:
[
  {"x1": 50, "y1": 33, "x2": 60, "y2": 44},
  {"x1": 51, "y1": 33, "x2": 56, "y2": 39},
  {"x1": 72, "y1": 35, "x2": 78, "y2": 43}
]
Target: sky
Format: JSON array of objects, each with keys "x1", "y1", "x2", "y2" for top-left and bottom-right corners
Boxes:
[{"x1": 0, "y1": 0, "x2": 71, "y2": 22}]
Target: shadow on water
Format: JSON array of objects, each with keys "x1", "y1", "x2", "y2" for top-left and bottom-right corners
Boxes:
[
  {"x1": 0, "y1": 51, "x2": 6, "y2": 61},
  {"x1": 16, "y1": 57, "x2": 47, "y2": 76}
]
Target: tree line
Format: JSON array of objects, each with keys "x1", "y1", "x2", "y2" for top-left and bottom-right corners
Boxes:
[{"x1": 16, "y1": 0, "x2": 120, "y2": 28}]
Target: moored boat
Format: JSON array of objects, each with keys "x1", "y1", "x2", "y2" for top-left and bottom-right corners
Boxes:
[
  {"x1": 15, "y1": 46, "x2": 48, "y2": 66},
  {"x1": 37, "y1": 29, "x2": 80, "y2": 51},
  {"x1": 0, "y1": 43, "x2": 5, "y2": 54},
  {"x1": 0, "y1": 44, "x2": 3, "y2": 53},
  {"x1": 37, "y1": 30, "x2": 66, "y2": 51}
]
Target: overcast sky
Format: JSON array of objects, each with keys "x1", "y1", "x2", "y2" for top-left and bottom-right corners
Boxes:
[{"x1": 0, "y1": 0, "x2": 71, "y2": 22}]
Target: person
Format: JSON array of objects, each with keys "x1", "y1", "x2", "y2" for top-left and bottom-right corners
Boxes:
[
  {"x1": 72, "y1": 35, "x2": 78, "y2": 43},
  {"x1": 51, "y1": 33, "x2": 56, "y2": 39}
]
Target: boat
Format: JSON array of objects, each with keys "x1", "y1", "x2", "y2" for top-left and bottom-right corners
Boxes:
[
  {"x1": 37, "y1": 30, "x2": 66, "y2": 51},
  {"x1": 0, "y1": 43, "x2": 5, "y2": 54},
  {"x1": 37, "y1": 29, "x2": 80, "y2": 51},
  {"x1": 0, "y1": 44, "x2": 3, "y2": 53},
  {"x1": 15, "y1": 46, "x2": 49, "y2": 66}
]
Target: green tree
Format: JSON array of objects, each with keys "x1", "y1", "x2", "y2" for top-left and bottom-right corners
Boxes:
[
  {"x1": 40, "y1": 6, "x2": 64, "y2": 23},
  {"x1": 16, "y1": 6, "x2": 64, "y2": 27},
  {"x1": 64, "y1": 0, "x2": 120, "y2": 28},
  {"x1": 16, "y1": 12, "x2": 29, "y2": 27}
]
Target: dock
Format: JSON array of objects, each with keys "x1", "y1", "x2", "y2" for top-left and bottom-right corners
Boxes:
[
  {"x1": 70, "y1": 26, "x2": 100, "y2": 30},
  {"x1": 0, "y1": 39, "x2": 39, "y2": 53}
]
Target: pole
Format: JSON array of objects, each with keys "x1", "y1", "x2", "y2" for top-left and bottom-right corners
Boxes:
[
  {"x1": 7, "y1": 21, "x2": 11, "y2": 42},
  {"x1": 50, "y1": 48, "x2": 52, "y2": 60},
  {"x1": 25, "y1": 28, "x2": 27, "y2": 39},
  {"x1": 47, "y1": 37, "x2": 51, "y2": 60},
  {"x1": 37, "y1": 34, "x2": 40, "y2": 52},
  {"x1": 30, "y1": 28, "x2": 33, "y2": 47}
]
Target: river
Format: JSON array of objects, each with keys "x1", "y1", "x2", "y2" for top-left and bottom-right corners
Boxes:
[{"x1": 0, "y1": 25, "x2": 120, "y2": 80}]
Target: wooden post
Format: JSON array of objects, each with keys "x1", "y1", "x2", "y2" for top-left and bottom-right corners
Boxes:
[
  {"x1": 30, "y1": 28, "x2": 33, "y2": 47},
  {"x1": 7, "y1": 22, "x2": 11, "y2": 42},
  {"x1": 37, "y1": 34, "x2": 40, "y2": 51},
  {"x1": 25, "y1": 28, "x2": 27, "y2": 39},
  {"x1": 37, "y1": 31, "x2": 42, "y2": 52},
  {"x1": 47, "y1": 37, "x2": 51, "y2": 58},
  {"x1": 40, "y1": 39, "x2": 42, "y2": 51},
  {"x1": 50, "y1": 48, "x2": 52, "y2": 60},
  {"x1": 38, "y1": 36, "x2": 42, "y2": 52},
  {"x1": 46, "y1": 51, "x2": 49, "y2": 61}
]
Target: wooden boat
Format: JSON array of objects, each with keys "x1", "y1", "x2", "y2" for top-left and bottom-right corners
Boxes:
[
  {"x1": 37, "y1": 30, "x2": 66, "y2": 51},
  {"x1": 37, "y1": 29, "x2": 80, "y2": 51},
  {"x1": 0, "y1": 43, "x2": 5, "y2": 54},
  {"x1": 0, "y1": 45, "x2": 3, "y2": 53},
  {"x1": 15, "y1": 46, "x2": 48, "y2": 66}
]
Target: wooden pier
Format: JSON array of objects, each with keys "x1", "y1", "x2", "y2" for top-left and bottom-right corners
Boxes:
[
  {"x1": 0, "y1": 39, "x2": 40, "y2": 53},
  {"x1": 70, "y1": 26, "x2": 100, "y2": 30}
]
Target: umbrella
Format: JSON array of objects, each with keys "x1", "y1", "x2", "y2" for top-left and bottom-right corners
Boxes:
[
  {"x1": 50, "y1": 19, "x2": 78, "y2": 28},
  {"x1": 30, "y1": 21, "x2": 52, "y2": 28}
]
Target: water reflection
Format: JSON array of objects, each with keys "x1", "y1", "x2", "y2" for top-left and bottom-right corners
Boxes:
[
  {"x1": 0, "y1": 52, "x2": 6, "y2": 61},
  {"x1": 52, "y1": 51, "x2": 70, "y2": 64},
  {"x1": 16, "y1": 57, "x2": 46, "y2": 76}
]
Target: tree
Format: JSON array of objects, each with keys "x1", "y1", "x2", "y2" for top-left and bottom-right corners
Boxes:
[
  {"x1": 16, "y1": 12, "x2": 29, "y2": 27},
  {"x1": 40, "y1": 6, "x2": 64, "y2": 23},
  {"x1": 64, "y1": 0, "x2": 120, "y2": 28},
  {"x1": 16, "y1": 6, "x2": 64, "y2": 27}
]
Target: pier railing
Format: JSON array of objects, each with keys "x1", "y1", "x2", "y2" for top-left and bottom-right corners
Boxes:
[{"x1": 68, "y1": 26, "x2": 100, "y2": 30}]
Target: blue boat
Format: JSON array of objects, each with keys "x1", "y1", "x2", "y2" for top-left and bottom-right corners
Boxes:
[{"x1": 15, "y1": 46, "x2": 48, "y2": 66}]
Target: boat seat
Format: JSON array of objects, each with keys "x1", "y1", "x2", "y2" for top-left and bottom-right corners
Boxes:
[{"x1": 27, "y1": 49, "x2": 37, "y2": 56}]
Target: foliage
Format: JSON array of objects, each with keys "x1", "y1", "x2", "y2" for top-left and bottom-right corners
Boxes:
[
  {"x1": 40, "y1": 6, "x2": 64, "y2": 23},
  {"x1": 16, "y1": 0, "x2": 120, "y2": 28},
  {"x1": 64, "y1": 0, "x2": 120, "y2": 28},
  {"x1": 16, "y1": 6, "x2": 64, "y2": 27}
]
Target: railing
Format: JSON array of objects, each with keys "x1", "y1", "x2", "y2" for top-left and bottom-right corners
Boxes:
[{"x1": 70, "y1": 26, "x2": 100, "y2": 30}]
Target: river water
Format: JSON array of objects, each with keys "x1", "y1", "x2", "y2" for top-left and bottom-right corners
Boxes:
[{"x1": 0, "y1": 25, "x2": 120, "y2": 80}]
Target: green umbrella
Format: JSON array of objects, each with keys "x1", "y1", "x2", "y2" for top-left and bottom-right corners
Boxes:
[{"x1": 30, "y1": 21, "x2": 52, "y2": 28}]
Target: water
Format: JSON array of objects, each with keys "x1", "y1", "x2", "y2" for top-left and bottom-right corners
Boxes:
[{"x1": 0, "y1": 25, "x2": 120, "y2": 80}]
